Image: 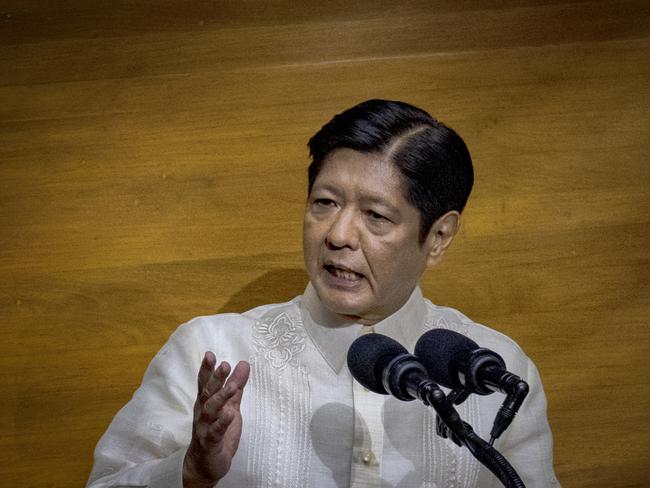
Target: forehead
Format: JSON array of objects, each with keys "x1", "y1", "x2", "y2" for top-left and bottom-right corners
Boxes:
[{"x1": 313, "y1": 148, "x2": 409, "y2": 203}]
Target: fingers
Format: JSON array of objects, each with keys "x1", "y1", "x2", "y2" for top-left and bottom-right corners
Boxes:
[
  {"x1": 201, "y1": 361, "x2": 249, "y2": 416},
  {"x1": 201, "y1": 360, "x2": 231, "y2": 404},
  {"x1": 225, "y1": 361, "x2": 250, "y2": 406},
  {"x1": 202, "y1": 364, "x2": 248, "y2": 443},
  {"x1": 188, "y1": 355, "x2": 249, "y2": 483},
  {"x1": 197, "y1": 351, "x2": 216, "y2": 393},
  {"x1": 195, "y1": 354, "x2": 250, "y2": 421},
  {"x1": 229, "y1": 361, "x2": 251, "y2": 386}
]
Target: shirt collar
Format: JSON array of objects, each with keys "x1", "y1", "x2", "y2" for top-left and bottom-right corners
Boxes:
[{"x1": 299, "y1": 282, "x2": 428, "y2": 373}]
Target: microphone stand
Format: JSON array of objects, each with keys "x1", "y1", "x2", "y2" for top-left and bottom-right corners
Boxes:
[
  {"x1": 381, "y1": 353, "x2": 527, "y2": 488},
  {"x1": 413, "y1": 380, "x2": 527, "y2": 488}
]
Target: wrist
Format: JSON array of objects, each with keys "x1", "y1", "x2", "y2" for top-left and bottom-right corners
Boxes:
[{"x1": 182, "y1": 452, "x2": 217, "y2": 488}]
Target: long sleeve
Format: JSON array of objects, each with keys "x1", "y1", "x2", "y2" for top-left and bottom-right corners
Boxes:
[{"x1": 86, "y1": 322, "x2": 203, "y2": 488}]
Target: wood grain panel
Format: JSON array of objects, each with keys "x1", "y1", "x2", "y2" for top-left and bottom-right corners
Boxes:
[
  {"x1": 1, "y1": 1, "x2": 647, "y2": 85},
  {"x1": 0, "y1": 1, "x2": 648, "y2": 486}
]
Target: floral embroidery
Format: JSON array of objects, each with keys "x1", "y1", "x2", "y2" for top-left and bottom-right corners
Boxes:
[{"x1": 253, "y1": 312, "x2": 306, "y2": 370}]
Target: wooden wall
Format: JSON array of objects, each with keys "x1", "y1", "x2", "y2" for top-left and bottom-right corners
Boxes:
[{"x1": 1, "y1": 1, "x2": 648, "y2": 486}]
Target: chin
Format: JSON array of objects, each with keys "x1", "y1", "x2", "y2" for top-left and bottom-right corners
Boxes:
[{"x1": 316, "y1": 285, "x2": 370, "y2": 318}]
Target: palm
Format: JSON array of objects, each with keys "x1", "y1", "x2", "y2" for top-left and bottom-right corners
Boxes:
[{"x1": 183, "y1": 355, "x2": 250, "y2": 487}]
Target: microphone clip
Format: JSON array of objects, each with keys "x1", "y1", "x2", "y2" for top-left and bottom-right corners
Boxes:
[{"x1": 435, "y1": 387, "x2": 472, "y2": 446}]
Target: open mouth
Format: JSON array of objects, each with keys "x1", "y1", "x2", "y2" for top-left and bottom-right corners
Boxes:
[{"x1": 324, "y1": 264, "x2": 364, "y2": 282}]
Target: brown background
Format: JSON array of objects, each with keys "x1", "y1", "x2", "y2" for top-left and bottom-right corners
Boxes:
[{"x1": 1, "y1": 1, "x2": 648, "y2": 486}]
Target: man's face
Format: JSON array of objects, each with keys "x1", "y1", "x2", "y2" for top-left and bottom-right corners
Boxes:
[{"x1": 303, "y1": 148, "x2": 436, "y2": 324}]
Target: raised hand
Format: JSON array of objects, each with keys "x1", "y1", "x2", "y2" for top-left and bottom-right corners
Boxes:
[{"x1": 183, "y1": 352, "x2": 250, "y2": 487}]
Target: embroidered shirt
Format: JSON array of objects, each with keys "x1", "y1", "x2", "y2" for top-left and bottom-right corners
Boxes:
[{"x1": 86, "y1": 285, "x2": 560, "y2": 487}]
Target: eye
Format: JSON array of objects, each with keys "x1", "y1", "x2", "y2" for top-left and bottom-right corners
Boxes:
[
  {"x1": 310, "y1": 198, "x2": 338, "y2": 215},
  {"x1": 313, "y1": 198, "x2": 336, "y2": 208},
  {"x1": 366, "y1": 210, "x2": 389, "y2": 222}
]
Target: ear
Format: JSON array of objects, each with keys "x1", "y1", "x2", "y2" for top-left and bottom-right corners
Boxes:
[{"x1": 423, "y1": 211, "x2": 461, "y2": 267}]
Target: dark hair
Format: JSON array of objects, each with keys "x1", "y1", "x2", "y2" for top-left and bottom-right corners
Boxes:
[{"x1": 307, "y1": 99, "x2": 474, "y2": 242}]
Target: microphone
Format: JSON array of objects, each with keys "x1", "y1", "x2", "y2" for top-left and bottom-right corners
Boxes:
[
  {"x1": 415, "y1": 329, "x2": 529, "y2": 442},
  {"x1": 348, "y1": 331, "x2": 527, "y2": 487},
  {"x1": 415, "y1": 328, "x2": 527, "y2": 395},
  {"x1": 346, "y1": 332, "x2": 431, "y2": 401},
  {"x1": 347, "y1": 332, "x2": 471, "y2": 443}
]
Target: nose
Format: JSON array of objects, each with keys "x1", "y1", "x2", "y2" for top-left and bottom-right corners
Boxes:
[{"x1": 325, "y1": 208, "x2": 359, "y2": 250}]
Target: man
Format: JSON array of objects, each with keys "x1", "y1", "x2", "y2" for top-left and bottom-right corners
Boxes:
[{"x1": 87, "y1": 100, "x2": 560, "y2": 487}]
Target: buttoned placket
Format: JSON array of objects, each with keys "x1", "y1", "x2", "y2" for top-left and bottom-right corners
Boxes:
[{"x1": 350, "y1": 326, "x2": 384, "y2": 488}]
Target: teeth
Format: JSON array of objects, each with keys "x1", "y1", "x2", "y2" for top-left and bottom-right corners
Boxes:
[{"x1": 330, "y1": 266, "x2": 361, "y2": 281}]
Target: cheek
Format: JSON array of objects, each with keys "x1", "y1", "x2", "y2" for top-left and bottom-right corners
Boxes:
[
  {"x1": 363, "y1": 239, "x2": 398, "y2": 276},
  {"x1": 303, "y1": 221, "x2": 323, "y2": 263},
  {"x1": 369, "y1": 241, "x2": 426, "y2": 282},
  {"x1": 303, "y1": 223, "x2": 318, "y2": 247}
]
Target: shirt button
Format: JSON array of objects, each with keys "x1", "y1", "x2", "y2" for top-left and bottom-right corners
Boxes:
[{"x1": 362, "y1": 450, "x2": 374, "y2": 465}]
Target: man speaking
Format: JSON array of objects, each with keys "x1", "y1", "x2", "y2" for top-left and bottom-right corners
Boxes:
[{"x1": 87, "y1": 100, "x2": 560, "y2": 487}]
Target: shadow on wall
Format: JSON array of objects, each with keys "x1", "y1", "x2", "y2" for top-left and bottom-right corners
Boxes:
[{"x1": 218, "y1": 268, "x2": 309, "y2": 313}]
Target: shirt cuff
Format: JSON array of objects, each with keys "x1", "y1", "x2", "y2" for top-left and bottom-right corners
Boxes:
[{"x1": 149, "y1": 447, "x2": 187, "y2": 488}]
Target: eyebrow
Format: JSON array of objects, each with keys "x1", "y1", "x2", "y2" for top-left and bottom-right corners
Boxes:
[{"x1": 313, "y1": 182, "x2": 401, "y2": 212}]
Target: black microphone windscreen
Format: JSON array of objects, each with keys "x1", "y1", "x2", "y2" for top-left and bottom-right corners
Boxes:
[
  {"x1": 414, "y1": 328, "x2": 479, "y2": 388},
  {"x1": 347, "y1": 332, "x2": 408, "y2": 394}
]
